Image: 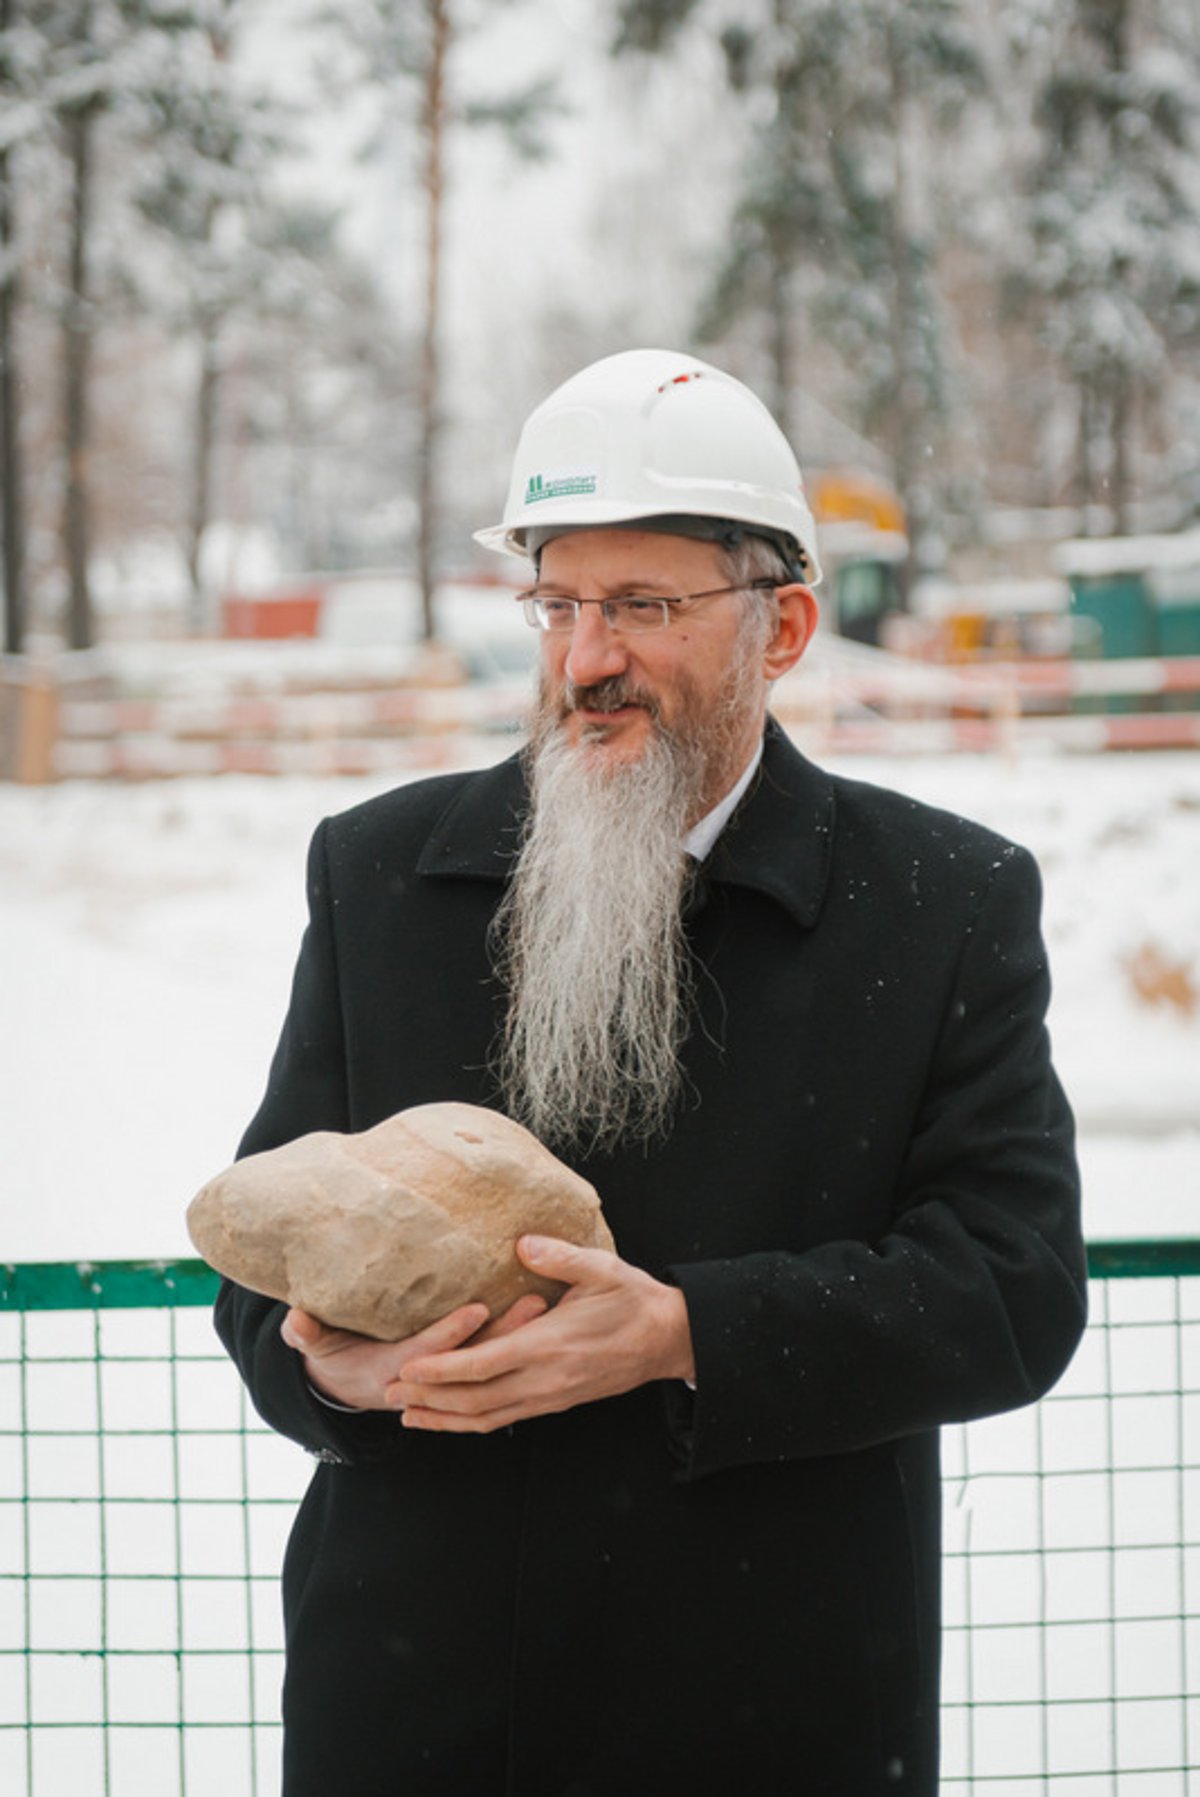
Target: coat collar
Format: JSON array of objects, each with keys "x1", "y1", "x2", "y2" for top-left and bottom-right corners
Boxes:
[
  {"x1": 704, "y1": 718, "x2": 834, "y2": 929},
  {"x1": 416, "y1": 717, "x2": 835, "y2": 932},
  {"x1": 414, "y1": 751, "x2": 528, "y2": 881}
]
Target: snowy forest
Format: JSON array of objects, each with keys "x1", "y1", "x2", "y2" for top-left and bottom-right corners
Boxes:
[{"x1": 5, "y1": 0, "x2": 1200, "y2": 654}]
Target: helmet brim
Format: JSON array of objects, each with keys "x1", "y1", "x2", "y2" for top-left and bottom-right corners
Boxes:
[{"x1": 473, "y1": 507, "x2": 820, "y2": 585}]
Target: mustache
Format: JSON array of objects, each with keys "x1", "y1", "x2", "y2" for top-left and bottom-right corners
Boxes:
[{"x1": 559, "y1": 674, "x2": 663, "y2": 721}]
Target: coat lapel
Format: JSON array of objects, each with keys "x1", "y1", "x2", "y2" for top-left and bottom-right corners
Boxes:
[
  {"x1": 704, "y1": 721, "x2": 835, "y2": 931},
  {"x1": 415, "y1": 751, "x2": 528, "y2": 881}
]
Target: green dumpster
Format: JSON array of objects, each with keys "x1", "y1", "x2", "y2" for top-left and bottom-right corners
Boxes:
[
  {"x1": 1068, "y1": 571, "x2": 1155, "y2": 658},
  {"x1": 1058, "y1": 531, "x2": 1200, "y2": 713},
  {"x1": 1147, "y1": 562, "x2": 1200, "y2": 710},
  {"x1": 1147, "y1": 563, "x2": 1200, "y2": 656}
]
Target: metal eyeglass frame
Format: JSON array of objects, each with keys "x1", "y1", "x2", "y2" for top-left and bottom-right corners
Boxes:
[{"x1": 518, "y1": 578, "x2": 780, "y2": 634}]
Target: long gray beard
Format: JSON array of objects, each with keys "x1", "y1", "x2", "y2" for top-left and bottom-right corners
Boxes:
[{"x1": 489, "y1": 700, "x2": 710, "y2": 1155}]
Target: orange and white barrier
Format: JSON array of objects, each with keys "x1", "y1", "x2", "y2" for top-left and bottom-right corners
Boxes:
[{"x1": 5, "y1": 638, "x2": 1199, "y2": 782}]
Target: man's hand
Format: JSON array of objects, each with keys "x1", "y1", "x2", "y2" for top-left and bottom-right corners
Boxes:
[
  {"x1": 281, "y1": 1291, "x2": 549, "y2": 1412},
  {"x1": 387, "y1": 1235, "x2": 696, "y2": 1434}
]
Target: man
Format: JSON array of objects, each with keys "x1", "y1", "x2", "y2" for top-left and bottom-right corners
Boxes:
[{"x1": 215, "y1": 348, "x2": 1086, "y2": 1795}]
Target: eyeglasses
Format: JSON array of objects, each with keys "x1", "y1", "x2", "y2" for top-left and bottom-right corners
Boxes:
[{"x1": 518, "y1": 579, "x2": 779, "y2": 634}]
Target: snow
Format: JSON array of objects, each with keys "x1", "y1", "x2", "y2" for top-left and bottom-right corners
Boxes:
[
  {"x1": 1055, "y1": 525, "x2": 1200, "y2": 579},
  {"x1": 2, "y1": 735, "x2": 1197, "y2": 1264},
  {"x1": 2, "y1": 732, "x2": 1198, "y2": 1796}
]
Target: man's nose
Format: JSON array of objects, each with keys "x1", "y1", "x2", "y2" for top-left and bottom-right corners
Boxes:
[{"x1": 562, "y1": 604, "x2": 629, "y2": 686}]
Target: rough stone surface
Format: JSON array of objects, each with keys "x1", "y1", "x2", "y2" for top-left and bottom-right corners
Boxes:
[{"x1": 186, "y1": 1102, "x2": 614, "y2": 1340}]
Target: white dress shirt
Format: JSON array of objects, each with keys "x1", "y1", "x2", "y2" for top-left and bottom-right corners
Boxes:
[{"x1": 683, "y1": 738, "x2": 764, "y2": 862}]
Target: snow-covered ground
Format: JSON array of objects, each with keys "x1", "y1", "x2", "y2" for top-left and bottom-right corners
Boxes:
[
  {"x1": 2, "y1": 732, "x2": 1198, "y2": 1795},
  {"x1": 2, "y1": 734, "x2": 1198, "y2": 1263}
]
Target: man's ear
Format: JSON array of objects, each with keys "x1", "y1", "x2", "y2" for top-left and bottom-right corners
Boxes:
[{"x1": 763, "y1": 584, "x2": 818, "y2": 680}]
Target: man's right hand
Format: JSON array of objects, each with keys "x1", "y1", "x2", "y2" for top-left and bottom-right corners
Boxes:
[{"x1": 280, "y1": 1294, "x2": 549, "y2": 1412}]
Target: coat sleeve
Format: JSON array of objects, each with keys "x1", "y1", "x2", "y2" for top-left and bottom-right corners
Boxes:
[
  {"x1": 665, "y1": 844, "x2": 1088, "y2": 1480},
  {"x1": 212, "y1": 819, "x2": 402, "y2": 1465}
]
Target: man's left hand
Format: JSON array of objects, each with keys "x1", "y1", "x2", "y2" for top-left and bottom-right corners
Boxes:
[{"x1": 388, "y1": 1236, "x2": 695, "y2": 1433}]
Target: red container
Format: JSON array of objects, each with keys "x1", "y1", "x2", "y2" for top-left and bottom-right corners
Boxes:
[{"x1": 222, "y1": 591, "x2": 323, "y2": 639}]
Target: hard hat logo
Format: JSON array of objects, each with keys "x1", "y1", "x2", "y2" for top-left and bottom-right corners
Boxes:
[
  {"x1": 475, "y1": 348, "x2": 823, "y2": 586},
  {"x1": 524, "y1": 472, "x2": 599, "y2": 507}
]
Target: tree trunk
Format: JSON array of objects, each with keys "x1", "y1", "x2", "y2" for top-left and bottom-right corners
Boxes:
[
  {"x1": 1078, "y1": 374, "x2": 1097, "y2": 528},
  {"x1": 1109, "y1": 368, "x2": 1132, "y2": 536},
  {"x1": 885, "y1": 24, "x2": 919, "y2": 585},
  {"x1": 1105, "y1": 0, "x2": 1133, "y2": 537},
  {"x1": 766, "y1": 230, "x2": 794, "y2": 441},
  {"x1": 0, "y1": 37, "x2": 25, "y2": 657},
  {"x1": 186, "y1": 318, "x2": 221, "y2": 632},
  {"x1": 416, "y1": 0, "x2": 449, "y2": 645},
  {"x1": 1106, "y1": 0, "x2": 1131, "y2": 70},
  {"x1": 184, "y1": 15, "x2": 233, "y2": 633},
  {"x1": 63, "y1": 103, "x2": 95, "y2": 651}
]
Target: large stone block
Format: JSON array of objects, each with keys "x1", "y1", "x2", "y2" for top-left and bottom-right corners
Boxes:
[{"x1": 187, "y1": 1102, "x2": 613, "y2": 1340}]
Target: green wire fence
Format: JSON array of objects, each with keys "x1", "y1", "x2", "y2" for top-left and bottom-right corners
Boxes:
[
  {"x1": 0, "y1": 1261, "x2": 297, "y2": 1797},
  {"x1": 1, "y1": 1245, "x2": 1197, "y2": 1796}
]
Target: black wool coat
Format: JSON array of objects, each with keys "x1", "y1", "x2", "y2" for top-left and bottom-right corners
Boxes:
[{"x1": 215, "y1": 722, "x2": 1087, "y2": 1797}]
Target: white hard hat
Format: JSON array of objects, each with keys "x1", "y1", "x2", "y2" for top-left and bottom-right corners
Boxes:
[{"x1": 474, "y1": 347, "x2": 822, "y2": 585}]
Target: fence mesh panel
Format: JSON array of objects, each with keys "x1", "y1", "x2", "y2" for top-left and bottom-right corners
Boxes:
[
  {"x1": 2, "y1": 1248, "x2": 1197, "y2": 1795},
  {"x1": 0, "y1": 1264, "x2": 302, "y2": 1797},
  {"x1": 941, "y1": 1244, "x2": 1200, "y2": 1794}
]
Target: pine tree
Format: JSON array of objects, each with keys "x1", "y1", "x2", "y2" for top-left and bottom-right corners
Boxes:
[
  {"x1": 129, "y1": 0, "x2": 299, "y2": 624},
  {"x1": 1012, "y1": 0, "x2": 1200, "y2": 532},
  {"x1": 322, "y1": 0, "x2": 561, "y2": 642},
  {"x1": 614, "y1": 0, "x2": 984, "y2": 565},
  {"x1": 4, "y1": 0, "x2": 367, "y2": 642},
  {"x1": 14, "y1": 0, "x2": 200, "y2": 648}
]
